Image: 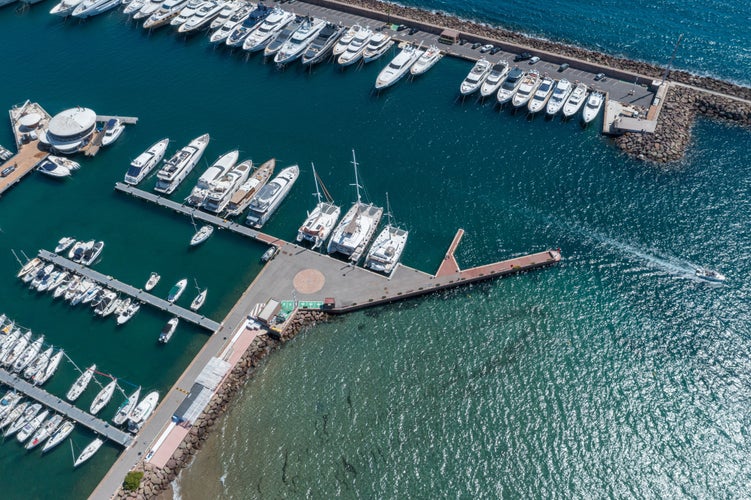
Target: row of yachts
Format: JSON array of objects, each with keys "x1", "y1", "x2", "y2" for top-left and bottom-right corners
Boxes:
[
  {"x1": 460, "y1": 59, "x2": 605, "y2": 122},
  {"x1": 0, "y1": 315, "x2": 65, "y2": 387}
]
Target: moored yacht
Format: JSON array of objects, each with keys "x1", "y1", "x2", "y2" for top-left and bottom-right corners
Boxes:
[
  {"x1": 582, "y1": 91, "x2": 604, "y2": 123},
  {"x1": 263, "y1": 16, "x2": 302, "y2": 58},
  {"x1": 12, "y1": 334, "x2": 44, "y2": 373},
  {"x1": 375, "y1": 43, "x2": 423, "y2": 90},
  {"x1": 33, "y1": 349, "x2": 64, "y2": 385},
  {"x1": 37, "y1": 157, "x2": 72, "y2": 178},
  {"x1": 337, "y1": 27, "x2": 373, "y2": 66},
  {"x1": 25, "y1": 414, "x2": 63, "y2": 450},
  {"x1": 226, "y1": 158, "x2": 274, "y2": 217},
  {"x1": 362, "y1": 32, "x2": 394, "y2": 63},
  {"x1": 202, "y1": 159, "x2": 252, "y2": 213},
  {"x1": 74, "y1": 438, "x2": 104, "y2": 467},
  {"x1": 144, "y1": 272, "x2": 160, "y2": 291},
  {"x1": 133, "y1": 0, "x2": 162, "y2": 20},
  {"x1": 159, "y1": 317, "x2": 179, "y2": 343},
  {"x1": 546, "y1": 79, "x2": 573, "y2": 115},
  {"x1": 154, "y1": 133, "x2": 210, "y2": 195},
  {"x1": 3, "y1": 331, "x2": 31, "y2": 367},
  {"x1": 225, "y1": 3, "x2": 272, "y2": 47},
  {"x1": 190, "y1": 289, "x2": 207, "y2": 311},
  {"x1": 208, "y1": 2, "x2": 253, "y2": 43},
  {"x1": 116, "y1": 301, "x2": 140, "y2": 325},
  {"x1": 562, "y1": 82, "x2": 588, "y2": 118},
  {"x1": 186, "y1": 149, "x2": 239, "y2": 206},
  {"x1": 410, "y1": 44, "x2": 442, "y2": 76},
  {"x1": 90, "y1": 378, "x2": 118, "y2": 415},
  {"x1": 459, "y1": 58, "x2": 492, "y2": 95},
  {"x1": 7, "y1": 404, "x2": 42, "y2": 439},
  {"x1": 242, "y1": 7, "x2": 294, "y2": 52},
  {"x1": 169, "y1": 0, "x2": 202, "y2": 26},
  {"x1": 66, "y1": 364, "x2": 96, "y2": 402},
  {"x1": 128, "y1": 391, "x2": 159, "y2": 432},
  {"x1": 42, "y1": 420, "x2": 75, "y2": 453},
  {"x1": 512, "y1": 70, "x2": 541, "y2": 108},
  {"x1": 143, "y1": 0, "x2": 190, "y2": 29},
  {"x1": 81, "y1": 240, "x2": 104, "y2": 266},
  {"x1": 296, "y1": 164, "x2": 340, "y2": 249},
  {"x1": 209, "y1": 0, "x2": 240, "y2": 29},
  {"x1": 124, "y1": 138, "x2": 170, "y2": 185},
  {"x1": 480, "y1": 60, "x2": 510, "y2": 97},
  {"x1": 528, "y1": 76, "x2": 555, "y2": 113},
  {"x1": 301, "y1": 23, "x2": 344, "y2": 66},
  {"x1": 123, "y1": 0, "x2": 146, "y2": 15},
  {"x1": 190, "y1": 225, "x2": 214, "y2": 246},
  {"x1": 332, "y1": 23, "x2": 362, "y2": 56},
  {"x1": 24, "y1": 346, "x2": 51, "y2": 379},
  {"x1": 50, "y1": 0, "x2": 85, "y2": 16},
  {"x1": 245, "y1": 165, "x2": 300, "y2": 228},
  {"x1": 72, "y1": 0, "x2": 121, "y2": 18},
  {"x1": 100, "y1": 118, "x2": 125, "y2": 146},
  {"x1": 167, "y1": 278, "x2": 188, "y2": 303},
  {"x1": 274, "y1": 17, "x2": 326, "y2": 65},
  {"x1": 496, "y1": 67, "x2": 525, "y2": 104},
  {"x1": 55, "y1": 237, "x2": 76, "y2": 253},
  {"x1": 112, "y1": 387, "x2": 141, "y2": 425},
  {"x1": 178, "y1": 0, "x2": 226, "y2": 34}
]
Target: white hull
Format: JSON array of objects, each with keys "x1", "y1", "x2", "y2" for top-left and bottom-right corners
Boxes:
[
  {"x1": 67, "y1": 364, "x2": 96, "y2": 401},
  {"x1": 327, "y1": 202, "x2": 383, "y2": 262},
  {"x1": 72, "y1": 0, "x2": 121, "y2": 18},
  {"x1": 245, "y1": 165, "x2": 299, "y2": 228},
  {"x1": 459, "y1": 58, "x2": 492, "y2": 95},
  {"x1": 297, "y1": 202, "x2": 341, "y2": 249},
  {"x1": 375, "y1": 45, "x2": 422, "y2": 90},
  {"x1": 154, "y1": 133, "x2": 210, "y2": 195},
  {"x1": 582, "y1": 92, "x2": 604, "y2": 123},
  {"x1": 562, "y1": 83, "x2": 588, "y2": 118},
  {"x1": 365, "y1": 225, "x2": 408, "y2": 274},
  {"x1": 124, "y1": 138, "x2": 169, "y2": 185},
  {"x1": 410, "y1": 45, "x2": 442, "y2": 76}
]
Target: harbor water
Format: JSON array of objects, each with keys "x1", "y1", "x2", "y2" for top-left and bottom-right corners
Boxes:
[{"x1": 0, "y1": 1, "x2": 748, "y2": 498}]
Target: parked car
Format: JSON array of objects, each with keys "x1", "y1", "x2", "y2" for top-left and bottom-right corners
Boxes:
[
  {"x1": 1, "y1": 164, "x2": 16, "y2": 177},
  {"x1": 479, "y1": 44, "x2": 494, "y2": 53},
  {"x1": 408, "y1": 27, "x2": 419, "y2": 35},
  {"x1": 471, "y1": 42, "x2": 482, "y2": 50},
  {"x1": 489, "y1": 46, "x2": 502, "y2": 55},
  {"x1": 514, "y1": 52, "x2": 533, "y2": 62},
  {"x1": 558, "y1": 63, "x2": 570, "y2": 72},
  {"x1": 594, "y1": 72, "x2": 606, "y2": 81},
  {"x1": 529, "y1": 56, "x2": 541, "y2": 64},
  {"x1": 458, "y1": 38, "x2": 468, "y2": 45}
]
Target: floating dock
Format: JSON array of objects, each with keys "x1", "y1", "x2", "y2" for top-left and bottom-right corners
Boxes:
[
  {"x1": 0, "y1": 141, "x2": 49, "y2": 198},
  {"x1": 37, "y1": 250, "x2": 220, "y2": 332},
  {"x1": 0, "y1": 368, "x2": 132, "y2": 447}
]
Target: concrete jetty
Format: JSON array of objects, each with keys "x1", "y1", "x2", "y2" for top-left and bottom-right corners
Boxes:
[
  {"x1": 37, "y1": 250, "x2": 220, "y2": 332},
  {"x1": 0, "y1": 368, "x2": 132, "y2": 447},
  {"x1": 95, "y1": 115, "x2": 138, "y2": 125}
]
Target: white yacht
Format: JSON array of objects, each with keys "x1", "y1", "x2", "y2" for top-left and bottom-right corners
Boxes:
[
  {"x1": 332, "y1": 23, "x2": 362, "y2": 56},
  {"x1": 42, "y1": 420, "x2": 75, "y2": 453},
  {"x1": 375, "y1": 44, "x2": 423, "y2": 90},
  {"x1": 190, "y1": 225, "x2": 214, "y2": 246},
  {"x1": 582, "y1": 92, "x2": 604, "y2": 123},
  {"x1": 190, "y1": 289, "x2": 207, "y2": 311},
  {"x1": 72, "y1": 0, "x2": 121, "y2": 18},
  {"x1": 209, "y1": 0, "x2": 240, "y2": 29},
  {"x1": 410, "y1": 44, "x2": 442, "y2": 76},
  {"x1": 143, "y1": 0, "x2": 190, "y2": 29},
  {"x1": 74, "y1": 438, "x2": 104, "y2": 467},
  {"x1": 17, "y1": 257, "x2": 42, "y2": 279},
  {"x1": 16, "y1": 409, "x2": 48, "y2": 443},
  {"x1": 480, "y1": 60, "x2": 510, "y2": 97},
  {"x1": 296, "y1": 164, "x2": 340, "y2": 249},
  {"x1": 178, "y1": 0, "x2": 226, "y2": 34},
  {"x1": 81, "y1": 240, "x2": 104, "y2": 266},
  {"x1": 0, "y1": 391, "x2": 21, "y2": 421},
  {"x1": 124, "y1": 138, "x2": 169, "y2": 185},
  {"x1": 100, "y1": 118, "x2": 125, "y2": 146},
  {"x1": 202, "y1": 159, "x2": 252, "y2": 213},
  {"x1": 245, "y1": 165, "x2": 300, "y2": 228},
  {"x1": 116, "y1": 301, "x2": 141, "y2": 325},
  {"x1": 159, "y1": 318, "x2": 179, "y2": 343},
  {"x1": 186, "y1": 149, "x2": 239, "y2": 206},
  {"x1": 144, "y1": 272, "x2": 160, "y2": 291},
  {"x1": 274, "y1": 17, "x2": 326, "y2": 65},
  {"x1": 459, "y1": 58, "x2": 492, "y2": 95},
  {"x1": 263, "y1": 16, "x2": 302, "y2": 58},
  {"x1": 167, "y1": 278, "x2": 188, "y2": 302},
  {"x1": 208, "y1": 3, "x2": 253, "y2": 43},
  {"x1": 90, "y1": 378, "x2": 118, "y2": 415},
  {"x1": 301, "y1": 23, "x2": 344, "y2": 66},
  {"x1": 55, "y1": 237, "x2": 76, "y2": 253},
  {"x1": 695, "y1": 268, "x2": 726, "y2": 283},
  {"x1": 3, "y1": 331, "x2": 31, "y2": 367},
  {"x1": 66, "y1": 364, "x2": 96, "y2": 402},
  {"x1": 169, "y1": 0, "x2": 202, "y2": 26},
  {"x1": 112, "y1": 387, "x2": 141, "y2": 425},
  {"x1": 12, "y1": 334, "x2": 43, "y2": 373},
  {"x1": 562, "y1": 82, "x2": 588, "y2": 118},
  {"x1": 546, "y1": 79, "x2": 574, "y2": 115},
  {"x1": 528, "y1": 77, "x2": 555, "y2": 114},
  {"x1": 25, "y1": 346, "x2": 52, "y2": 379},
  {"x1": 123, "y1": 0, "x2": 146, "y2": 15},
  {"x1": 25, "y1": 414, "x2": 63, "y2": 450},
  {"x1": 512, "y1": 70, "x2": 541, "y2": 108},
  {"x1": 6, "y1": 403, "x2": 41, "y2": 438},
  {"x1": 362, "y1": 32, "x2": 394, "y2": 63},
  {"x1": 0, "y1": 402, "x2": 28, "y2": 432},
  {"x1": 50, "y1": 0, "x2": 85, "y2": 16},
  {"x1": 327, "y1": 151, "x2": 383, "y2": 263},
  {"x1": 37, "y1": 156, "x2": 72, "y2": 178},
  {"x1": 133, "y1": 0, "x2": 162, "y2": 20},
  {"x1": 226, "y1": 158, "x2": 274, "y2": 217},
  {"x1": 154, "y1": 133, "x2": 210, "y2": 195},
  {"x1": 496, "y1": 67, "x2": 525, "y2": 104},
  {"x1": 33, "y1": 349, "x2": 64, "y2": 385},
  {"x1": 128, "y1": 391, "x2": 159, "y2": 432},
  {"x1": 225, "y1": 3, "x2": 272, "y2": 47},
  {"x1": 337, "y1": 27, "x2": 373, "y2": 66},
  {"x1": 242, "y1": 8, "x2": 294, "y2": 52}
]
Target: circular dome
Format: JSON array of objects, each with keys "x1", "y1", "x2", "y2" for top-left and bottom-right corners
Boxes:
[
  {"x1": 48, "y1": 107, "x2": 96, "y2": 138},
  {"x1": 19, "y1": 113, "x2": 42, "y2": 128}
]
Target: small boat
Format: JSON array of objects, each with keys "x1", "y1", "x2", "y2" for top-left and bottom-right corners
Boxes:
[
  {"x1": 167, "y1": 279, "x2": 188, "y2": 303},
  {"x1": 74, "y1": 438, "x2": 104, "y2": 467},
  {"x1": 301, "y1": 23, "x2": 344, "y2": 66},
  {"x1": 159, "y1": 317, "x2": 179, "y2": 343},
  {"x1": 375, "y1": 44, "x2": 423, "y2": 90},
  {"x1": 17, "y1": 257, "x2": 42, "y2": 279},
  {"x1": 37, "y1": 157, "x2": 72, "y2": 178},
  {"x1": 0, "y1": 392, "x2": 22, "y2": 421},
  {"x1": 459, "y1": 58, "x2": 492, "y2": 96},
  {"x1": 144, "y1": 272, "x2": 160, "y2": 291},
  {"x1": 528, "y1": 77, "x2": 555, "y2": 114},
  {"x1": 582, "y1": 92, "x2": 604, "y2": 123},
  {"x1": 546, "y1": 79, "x2": 574, "y2": 115},
  {"x1": 66, "y1": 364, "x2": 96, "y2": 402},
  {"x1": 90, "y1": 379, "x2": 118, "y2": 415},
  {"x1": 24, "y1": 346, "x2": 52, "y2": 380},
  {"x1": 480, "y1": 60, "x2": 510, "y2": 97},
  {"x1": 112, "y1": 387, "x2": 141, "y2": 425},
  {"x1": 361, "y1": 32, "x2": 394, "y2": 63},
  {"x1": 33, "y1": 349, "x2": 64, "y2": 386},
  {"x1": 245, "y1": 165, "x2": 300, "y2": 228},
  {"x1": 116, "y1": 301, "x2": 140, "y2": 325},
  {"x1": 190, "y1": 225, "x2": 214, "y2": 246},
  {"x1": 190, "y1": 289, "x2": 207, "y2": 311},
  {"x1": 128, "y1": 391, "x2": 159, "y2": 432},
  {"x1": 337, "y1": 26, "x2": 373, "y2": 66},
  {"x1": 17, "y1": 409, "x2": 49, "y2": 443},
  {"x1": 100, "y1": 119, "x2": 125, "y2": 147},
  {"x1": 55, "y1": 237, "x2": 76, "y2": 253},
  {"x1": 261, "y1": 246, "x2": 279, "y2": 262},
  {"x1": 695, "y1": 268, "x2": 726, "y2": 283},
  {"x1": 332, "y1": 23, "x2": 362, "y2": 56},
  {"x1": 5, "y1": 403, "x2": 41, "y2": 438},
  {"x1": 562, "y1": 82, "x2": 588, "y2": 118},
  {"x1": 25, "y1": 414, "x2": 63, "y2": 450},
  {"x1": 410, "y1": 44, "x2": 442, "y2": 76},
  {"x1": 42, "y1": 420, "x2": 75, "y2": 453},
  {"x1": 81, "y1": 241, "x2": 104, "y2": 266},
  {"x1": 124, "y1": 138, "x2": 170, "y2": 186},
  {"x1": 511, "y1": 70, "x2": 541, "y2": 108}
]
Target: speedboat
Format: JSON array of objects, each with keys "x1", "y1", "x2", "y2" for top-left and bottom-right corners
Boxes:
[
  {"x1": 144, "y1": 272, "x2": 160, "y2": 291},
  {"x1": 133, "y1": 0, "x2": 162, "y2": 20},
  {"x1": 124, "y1": 138, "x2": 169, "y2": 185},
  {"x1": 245, "y1": 165, "x2": 300, "y2": 228},
  {"x1": 159, "y1": 318, "x2": 179, "y2": 343},
  {"x1": 17, "y1": 409, "x2": 49, "y2": 443},
  {"x1": 169, "y1": 0, "x2": 202, "y2": 26},
  {"x1": 96, "y1": 291, "x2": 120, "y2": 317},
  {"x1": 72, "y1": 0, "x2": 121, "y2": 18},
  {"x1": 301, "y1": 23, "x2": 344, "y2": 66},
  {"x1": 33, "y1": 349, "x2": 64, "y2": 385},
  {"x1": 202, "y1": 159, "x2": 252, "y2": 213},
  {"x1": 42, "y1": 420, "x2": 75, "y2": 453},
  {"x1": 190, "y1": 225, "x2": 214, "y2": 246},
  {"x1": 546, "y1": 79, "x2": 573, "y2": 115},
  {"x1": 24, "y1": 346, "x2": 52, "y2": 380},
  {"x1": 274, "y1": 17, "x2": 326, "y2": 65},
  {"x1": 112, "y1": 387, "x2": 141, "y2": 425},
  {"x1": 242, "y1": 7, "x2": 294, "y2": 52},
  {"x1": 128, "y1": 391, "x2": 159, "y2": 432},
  {"x1": 375, "y1": 44, "x2": 423, "y2": 90},
  {"x1": 362, "y1": 32, "x2": 394, "y2": 63},
  {"x1": 71, "y1": 240, "x2": 94, "y2": 263},
  {"x1": 528, "y1": 77, "x2": 555, "y2": 113},
  {"x1": 100, "y1": 119, "x2": 125, "y2": 146},
  {"x1": 337, "y1": 27, "x2": 373, "y2": 66},
  {"x1": 30, "y1": 264, "x2": 54, "y2": 289},
  {"x1": 208, "y1": 2, "x2": 253, "y2": 43},
  {"x1": 66, "y1": 364, "x2": 96, "y2": 401},
  {"x1": 50, "y1": 0, "x2": 85, "y2": 16},
  {"x1": 90, "y1": 378, "x2": 118, "y2": 415},
  {"x1": 76, "y1": 282, "x2": 99, "y2": 305},
  {"x1": 12, "y1": 334, "x2": 43, "y2": 373},
  {"x1": 480, "y1": 60, "x2": 510, "y2": 97},
  {"x1": 37, "y1": 157, "x2": 72, "y2": 178},
  {"x1": 36, "y1": 270, "x2": 58, "y2": 292},
  {"x1": 81, "y1": 240, "x2": 104, "y2": 266},
  {"x1": 582, "y1": 92, "x2": 604, "y2": 123},
  {"x1": 695, "y1": 268, "x2": 726, "y2": 283},
  {"x1": 512, "y1": 70, "x2": 541, "y2": 108},
  {"x1": 167, "y1": 278, "x2": 188, "y2": 302},
  {"x1": 143, "y1": 0, "x2": 190, "y2": 29},
  {"x1": 459, "y1": 58, "x2": 492, "y2": 95},
  {"x1": 25, "y1": 414, "x2": 63, "y2": 450},
  {"x1": 410, "y1": 44, "x2": 442, "y2": 76},
  {"x1": 74, "y1": 438, "x2": 104, "y2": 467},
  {"x1": 562, "y1": 82, "x2": 588, "y2": 118},
  {"x1": 55, "y1": 237, "x2": 76, "y2": 253},
  {"x1": 154, "y1": 133, "x2": 210, "y2": 195},
  {"x1": 186, "y1": 149, "x2": 239, "y2": 206},
  {"x1": 45, "y1": 271, "x2": 69, "y2": 294},
  {"x1": 297, "y1": 164, "x2": 340, "y2": 249},
  {"x1": 116, "y1": 301, "x2": 140, "y2": 325},
  {"x1": 190, "y1": 289, "x2": 207, "y2": 311},
  {"x1": 63, "y1": 275, "x2": 82, "y2": 301},
  {"x1": 332, "y1": 23, "x2": 362, "y2": 56},
  {"x1": 178, "y1": 0, "x2": 227, "y2": 34},
  {"x1": 263, "y1": 16, "x2": 302, "y2": 58},
  {"x1": 225, "y1": 3, "x2": 272, "y2": 47},
  {"x1": 226, "y1": 158, "x2": 274, "y2": 217}
]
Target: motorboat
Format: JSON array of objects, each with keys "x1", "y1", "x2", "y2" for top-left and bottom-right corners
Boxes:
[
  {"x1": 178, "y1": 0, "x2": 227, "y2": 34},
  {"x1": 459, "y1": 58, "x2": 492, "y2": 95},
  {"x1": 133, "y1": 0, "x2": 162, "y2": 20},
  {"x1": 37, "y1": 157, "x2": 72, "y2": 178},
  {"x1": 263, "y1": 16, "x2": 302, "y2": 58},
  {"x1": 337, "y1": 27, "x2": 373, "y2": 66},
  {"x1": 496, "y1": 67, "x2": 524, "y2": 104},
  {"x1": 33, "y1": 349, "x2": 64, "y2": 385},
  {"x1": 327, "y1": 151, "x2": 383, "y2": 263},
  {"x1": 695, "y1": 268, "x2": 726, "y2": 283},
  {"x1": 0, "y1": 392, "x2": 21, "y2": 421},
  {"x1": 202, "y1": 159, "x2": 252, "y2": 213},
  {"x1": 24, "y1": 346, "x2": 52, "y2": 380},
  {"x1": 37, "y1": 270, "x2": 62, "y2": 292},
  {"x1": 154, "y1": 133, "x2": 210, "y2": 195},
  {"x1": 90, "y1": 378, "x2": 118, "y2": 415},
  {"x1": 17, "y1": 409, "x2": 49, "y2": 443},
  {"x1": 226, "y1": 158, "x2": 274, "y2": 217},
  {"x1": 332, "y1": 23, "x2": 362, "y2": 56},
  {"x1": 242, "y1": 8, "x2": 295, "y2": 52},
  {"x1": 112, "y1": 387, "x2": 141, "y2": 425},
  {"x1": 209, "y1": 0, "x2": 241, "y2": 29},
  {"x1": 480, "y1": 60, "x2": 510, "y2": 97},
  {"x1": 17, "y1": 257, "x2": 42, "y2": 278},
  {"x1": 362, "y1": 32, "x2": 394, "y2": 63},
  {"x1": 190, "y1": 289, "x2": 207, "y2": 310},
  {"x1": 5, "y1": 403, "x2": 41, "y2": 438},
  {"x1": 63, "y1": 275, "x2": 82, "y2": 301},
  {"x1": 42, "y1": 420, "x2": 75, "y2": 453},
  {"x1": 66, "y1": 364, "x2": 96, "y2": 401},
  {"x1": 167, "y1": 278, "x2": 188, "y2": 303},
  {"x1": 50, "y1": 0, "x2": 85, "y2": 16},
  {"x1": 582, "y1": 92, "x2": 604, "y2": 123},
  {"x1": 75, "y1": 282, "x2": 99, "y2": 305},
  {"x1": 245, "y1": 165, "x2": 300, "y2": 228},
  {"x1": 208, "y1": 2, "x2": 253, "y2": 43},
  {"x1": 190, "y1": 225, "x2": 214, "y2": 246},
  {"x1": 30, "y1": 264, "x2": 54, "y2": 289},
  {"x1": 546, "y1": 79, "x2": 574, "y2": 115},
  {"x1": 71, "y1": 240, "x2": 94, "y2": 263},
  {"x1": 128, "y1": 391, "x2": 159, "y2": 432},
  {"x1": 123, "y1": 0, "x2": 146, "y2": 15},
  {"x1": 3, "y1": 331, "x2": 31, "y2": 367},
  {"x1": 375, "y1": 44, "x2": 423, "y2": 90},
  {"x1": 81, "y1": 240, "x2": 104, "y2": 266},
  {"x1": 25, "y1": 414, "x2": 63, "y2": 450},
  {"x1": 159, "y1": 317, "x2": 179, "y2": 343},
  {"x1": 186, "y1": 150, "x2": 239, "y2": 205},
  {"x1": 410, "y1": 44, "x2": 442, "y2": 76},
  {"x1": 274, "y1": 17, "x2": 326, "y2": 65},
  {"x1": 0, "y1": 402, "x2": 28, "y2": 432},
  {"x1": 144, "y1": 272, "x2": 160, "y2": 291},
  {"x1": 301, "y1": 23, "x2": 344, "y2": 66},
  {"x1": 528, "y1": 77, "x2": 555, "y2": 113},
  {"x1": 72, "y1": 0, "x2": 121, "y2": 18},
  {"x1": 562, "y1": 83, "x2": 588, "y2": 118},
  {"x1": 74, "y1": 438, "x2": 104, "y2": 467},
  {"x1": 225, "y1": 3, "x2": 272, "y2": 47},
  {"x1": 116, "y1": 301, "x2": 141, "y2": 325},
  {"x1": 143, "y1": 0, "x2": 190, "y2": 29},
  {"x1": 169, "y1": 0, "x2": 202, "y2": 26},
  {"x1": 95, "y1": 291, "x2": 119, "y2": 317},
  {"x1": 261, "y1": 245, "x2": 279, "y2": 262},
  {"x1": 124, "y1": 138, "x2": 169, "y2": 185},
  {"x1": 101, "y1": 119, "x2": 125, "y2": 146},
  {"x1": 21, "y1": 262, "x2": 43, "y2": 284},
  {"x1": 55, "y1": 237, "x2": 76, "y2": 253},
  {"x1": 12, "y1": 334, "x2": 44, "y2": 373},
  {"x1": 45, "y1": 271, "x2": 69, "y2": 294},
  {"x1": 512, "y1": 70, "x2": 541, "y2": 108},
  {"x1": 297, "y1": 164, "x2": 341, "y2": 249}
]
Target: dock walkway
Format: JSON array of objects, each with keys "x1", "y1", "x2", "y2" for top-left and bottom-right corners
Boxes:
[
  {"x1": 0, "y1": 368, "x2": 132, "y2": 447},
  {"x1": 0, "y1": 141, "x2": 48, "y2": 197},
  {"x1": 38, "y1": 250, "x2": 220, "y2": 332}
]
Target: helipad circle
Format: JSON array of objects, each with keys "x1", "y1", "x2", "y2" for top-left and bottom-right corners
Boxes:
[{"x1": 293, "y1": 269, "x2": 325, "y2": 294}]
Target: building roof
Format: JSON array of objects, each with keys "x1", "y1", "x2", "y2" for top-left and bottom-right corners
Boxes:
[{"x1": 48, "y1": 107, "x2": 96, "y2": 137}]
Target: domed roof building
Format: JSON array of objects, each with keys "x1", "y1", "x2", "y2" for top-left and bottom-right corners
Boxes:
[{"x1": 41, "y1": 107, "x2": 97, "y2": 154}]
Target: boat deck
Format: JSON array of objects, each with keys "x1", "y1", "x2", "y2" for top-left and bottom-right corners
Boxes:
[
  {"x1": 0, "y1": 368, "x2": 132, "y2": 447},
  {"x1": 0, "y1": 141, "x2": 49, "y2": 197}
]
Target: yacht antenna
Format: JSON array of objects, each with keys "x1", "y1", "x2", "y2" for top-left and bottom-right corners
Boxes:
[
  {"x1": 311, "y1": 163, "x2": 322, "y2": 205},
  {"x1": 351, "y1": 149, "x2": 362, "y2": 203}
]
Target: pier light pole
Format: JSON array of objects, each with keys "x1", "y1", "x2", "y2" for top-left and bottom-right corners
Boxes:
[{"x1": 661, "y1": 33, "x2": 684, "y2": 83}]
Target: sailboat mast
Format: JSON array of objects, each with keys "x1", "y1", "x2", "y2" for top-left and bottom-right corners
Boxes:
[
  {"x1": 311, "y1": 163, "x2": 322, "y2": 205},
  {"x1": 351, "y1": 149, "x2": 361, "y2": 204},
  {"x1": 385, "y1": 192, "x2": 393, "y2": 227}
]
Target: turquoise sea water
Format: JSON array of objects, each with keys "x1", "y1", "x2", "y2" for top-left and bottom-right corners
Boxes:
[{"x1": 0, "y1": 1, "x2": 749, "y2": 498}]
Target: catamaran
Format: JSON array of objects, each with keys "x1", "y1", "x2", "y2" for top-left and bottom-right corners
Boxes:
[
  {"x1": 154, "y1": 133, "x2": 210, "y2": 195},
  {"x1": 296, "y1": 164, "x2": 340, "y2": 249},
  {"x1": 244, "y1": 165, "x2": 300, "y2": 228},
  {"x1": 66, "y1": 364, "x2": 96, "y2": 402},
  {"x1": 364, "y1": 193, "x2": 408, "y2": 274},
  {"x1": 225, "y1": 158, "x2": 275, "y2": 217}
]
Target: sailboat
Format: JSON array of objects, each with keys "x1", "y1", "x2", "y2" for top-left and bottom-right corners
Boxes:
[
  {"x1": 296, "y1": 163, "x2": 341, "y2": 250},
  {"x1": 364, "y1": 193, "x2": 409, "y2": 274},
  {"x1": 74, "y1": 438, "x2": 104, "y2": 467},
  {"x1": 90, "y1": 378, "x2": 118, "y2": 415},
  {"x1": 112, "y1": 387, "x2": 141, "y2": 425},
  {"x1": 190, "y1": 280, "x2": 207, "y2": 311}
]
